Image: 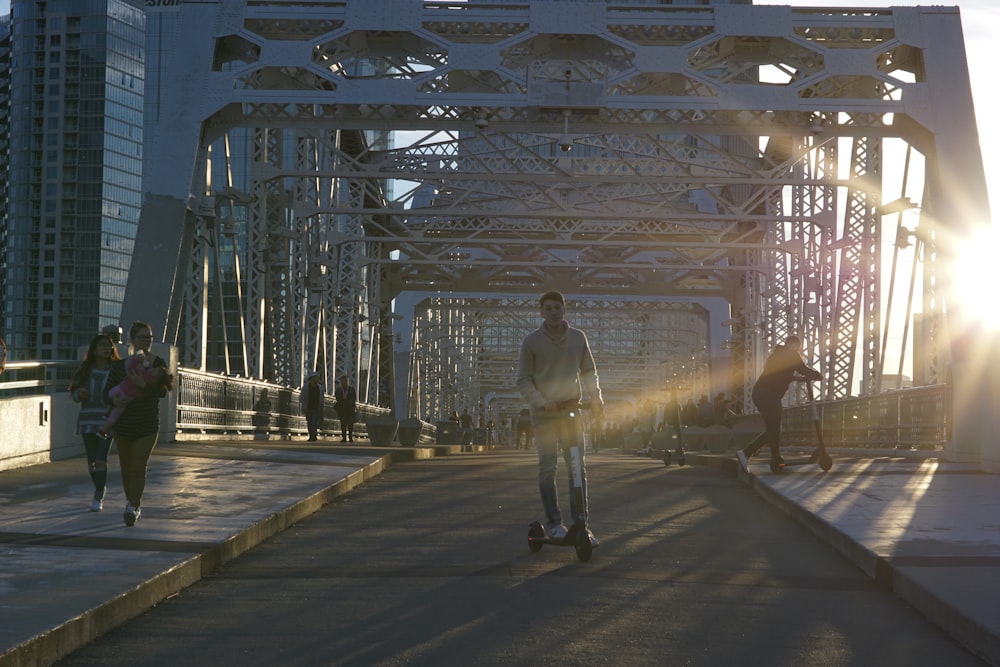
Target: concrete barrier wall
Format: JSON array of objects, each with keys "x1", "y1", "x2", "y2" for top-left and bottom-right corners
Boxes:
[
  {"x1": 0, "y1": 396, "x2": 51, "y2": 470},
  {"x1": 0, "y1": 395, "x2": 85, "y2": 472}
]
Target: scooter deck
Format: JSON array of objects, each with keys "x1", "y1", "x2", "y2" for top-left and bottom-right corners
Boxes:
[
  {"x1": 772, "y1": 446, "x2": 832, "y2": 472},
  {"x1": 527, "y1": 521, "x2": 598, "y2": 547}
]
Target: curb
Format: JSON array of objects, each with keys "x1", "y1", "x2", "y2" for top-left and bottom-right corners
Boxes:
[{"x1": 730, "y1": 458, "x2": 999, "y2": 667}]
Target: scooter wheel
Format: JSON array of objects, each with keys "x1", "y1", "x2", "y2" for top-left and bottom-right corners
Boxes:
[
  {"x1": 528, "y1": 522, "x2": 544, "y2": 552},
  {"x1": 663, "y1": 451, "x2": 672, "y2": 467},
  {"x1": 575, "y1": 528, "x2": 593, "y2": 562},
  {"x1": 819, "y1": 453, "x2": 833, "y2": 471},
  {"x1": 676, "y1": 454, "x2": 686, "y2": 467}
]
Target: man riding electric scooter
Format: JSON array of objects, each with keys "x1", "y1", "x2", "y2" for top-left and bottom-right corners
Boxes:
[{"x1": 517, "y1": 290, "x2": 603, "y2": 549}]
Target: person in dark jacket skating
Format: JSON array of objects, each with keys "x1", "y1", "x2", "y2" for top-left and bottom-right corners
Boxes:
[{"x1": 737, "y1": 335, "x2": 822, "y2": 472}]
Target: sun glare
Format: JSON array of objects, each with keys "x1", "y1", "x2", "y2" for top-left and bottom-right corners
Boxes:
[{"x1": 953, "y1": 225, "x2": 1000, "y2": 330}]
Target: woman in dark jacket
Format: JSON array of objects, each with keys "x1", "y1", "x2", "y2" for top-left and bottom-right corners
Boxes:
[
  {"x1": 103, "y1": 321, "x2": 171, "y2": 526},
  {"x1": 737, "y1": 335, "x2": 822, "y2": 472}
]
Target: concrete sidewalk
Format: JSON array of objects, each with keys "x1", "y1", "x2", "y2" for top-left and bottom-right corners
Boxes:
[
  {"x1": 2, "y1": 443, "x2": 998, "y2": 666},
  {"x1": 0, "y1": 440, "x2": 460, "y2": 667}
]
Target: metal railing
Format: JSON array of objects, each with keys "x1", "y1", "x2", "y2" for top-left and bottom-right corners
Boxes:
[
  {"x1": 1, "y1": 360, "x2": 949, "y2": 449},
  {"x1": 0, "y1": 362, "x2": 394, "y2": 440},
  {"x1": 780, "y1": 385, "x2": 949, "y2": 450},
  {"x1": 175, "y1": 368, "x2": 391, "y2": 438},
  {"x1": 0, "y1": 361, "x2": 75, "y2": 396}
]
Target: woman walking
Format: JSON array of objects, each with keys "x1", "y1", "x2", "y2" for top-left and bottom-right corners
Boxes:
[
  {"x1": 104, "y1": 322, "x2": 172, "y2": 526},
  {"x1": 68, "y1": 333, "x2": 121, "y2": 511}
]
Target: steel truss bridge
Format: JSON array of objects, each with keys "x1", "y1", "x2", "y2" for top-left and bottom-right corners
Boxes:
[{"x1": 121, "y1": 0, "x2": 994, "y2": 462}]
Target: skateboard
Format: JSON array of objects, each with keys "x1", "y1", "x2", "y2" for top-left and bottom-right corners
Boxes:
[{"x1": 772, "y1": 381, "x2": 833, "y2": 473}]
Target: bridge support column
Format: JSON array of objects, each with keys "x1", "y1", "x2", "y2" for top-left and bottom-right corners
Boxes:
[{"x1": 948, "y1": 327, "x2": 1000, "y2": 472}]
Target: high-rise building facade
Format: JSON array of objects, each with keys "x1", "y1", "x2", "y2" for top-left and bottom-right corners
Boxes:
[
  {"x1": 2, "y1": 0, "x2": 144, "y2": 359},
  {"x1": 1, "y1": 13, "x2": 12, "y2": 350}
]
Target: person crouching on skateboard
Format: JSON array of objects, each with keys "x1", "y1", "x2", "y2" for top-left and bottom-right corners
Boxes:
[
  {"x1": 737, "y1": 335, "x2": 822, "y2": 472},
  {"x1": 517, "y1": 290, "x2": 604, "y2": 544}
]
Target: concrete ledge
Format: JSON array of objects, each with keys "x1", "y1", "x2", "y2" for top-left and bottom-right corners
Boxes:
[
  {"x1": 748, "y1": 475, "x2": 890, "y2": 587},
  {"x1": 0, "y1": 450, "x2": 391, "y2": 667},
  {"x1": 3, "y1": 556, "x2": 206, "y2": 667},
  {"x1": 891, "y1": 567, "x2": 1000, "y2": 666},
  {"x1": 722, "y1": 454, "x2": 1000, "y2": 667}
]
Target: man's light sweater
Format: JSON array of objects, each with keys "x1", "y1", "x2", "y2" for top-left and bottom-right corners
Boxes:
[{"x1": 517, "y1": 321, "x2": 602, "y2": 414}]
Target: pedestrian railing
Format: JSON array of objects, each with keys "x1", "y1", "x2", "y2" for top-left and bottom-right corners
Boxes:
[
  {"x1": 1, "y1": 360, "x2": 949, "y2": 449},
  {"x1": 0, "y1": 361, "x2": 391, "y2": 441},
  {"x1": 0, "y1": 361, "x2": 74, "y2": 396},
  {"x1": 174, "y1": 368, "x2": 390, "y2": 439},
  {"x1": 780, "y1": 385, "x2": 948, "y2": 450}
]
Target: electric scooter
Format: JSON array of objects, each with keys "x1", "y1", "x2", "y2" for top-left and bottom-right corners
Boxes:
[
  {"x1": 771, "y1": 381, "x2": 833, "y2": 473},
  {"x1": 527, "y1": 403, "x2": 598, "y2": 562},
  {"x1": 663, "y1": 396, "x2": 685, "y2": 467}
]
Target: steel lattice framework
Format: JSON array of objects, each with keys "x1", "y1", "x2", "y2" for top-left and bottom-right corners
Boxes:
[
  {"x1": 408, "y1": 296, "x2": 710, "y2": 427},
  {"x1": 121, "y1": 0, "x2": 989, "y2": 422}
]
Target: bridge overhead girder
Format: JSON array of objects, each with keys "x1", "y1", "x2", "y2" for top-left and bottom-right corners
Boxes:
[{"x1": 121, "y1": 1, "x2": 989, "y2": 421}]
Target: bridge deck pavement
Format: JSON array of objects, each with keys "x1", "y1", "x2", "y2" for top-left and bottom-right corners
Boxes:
[
  {"x1": 1, "y1": 442, "x2": 998, "y2": 666},
  {"x1": 728, "y1": 449, "x2": 1000, "y2": 666}
]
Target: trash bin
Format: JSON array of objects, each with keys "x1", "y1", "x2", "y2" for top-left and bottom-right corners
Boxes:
[
  {"x1": 367, "y1": 415, "x2": 399, "y2": 446},
  {"x1": 398, "y1": 418, "x2": 422, "y2": 446}
]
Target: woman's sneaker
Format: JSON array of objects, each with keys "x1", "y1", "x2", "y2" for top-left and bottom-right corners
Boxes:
[
  {"x1": 90, "y1": 498, "x2": 103, "y2": 512},
  {"x1": 123, "y1": 503, "x2": 141, "y2": 526}
]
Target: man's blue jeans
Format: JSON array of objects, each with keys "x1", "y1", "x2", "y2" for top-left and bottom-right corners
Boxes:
[{"x1": 533, "y1": 410, "x2": 588, "y2": 528}]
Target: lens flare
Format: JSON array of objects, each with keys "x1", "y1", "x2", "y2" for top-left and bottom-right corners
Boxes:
[{"x1": 953, "y1": 225, "x2": 1000, "y2": 331}]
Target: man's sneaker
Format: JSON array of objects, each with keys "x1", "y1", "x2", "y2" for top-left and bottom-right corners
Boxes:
[
  {"x1": 737, "y1": 450, "x2": 749, "y2": 472},
  {"x1": 547, "y1": 523, "x2": 568, "y2": 540},
  {"x1": 123, "y1": 503, "x2": 140, "y2": 527},
  {"x1": 90, "y1": 498, "x2": 103, "y2": 512},
  {"x1": 588, "y1": 531, "x2": 600, "y2": 547}
]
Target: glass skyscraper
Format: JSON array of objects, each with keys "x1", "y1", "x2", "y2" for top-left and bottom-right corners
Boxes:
[
  {"x1": 2, "y1": 0, "x2": 144, "y2": 359},
  {"x1": 1, "y1": 14, "x2": 11, "y2": 341}
]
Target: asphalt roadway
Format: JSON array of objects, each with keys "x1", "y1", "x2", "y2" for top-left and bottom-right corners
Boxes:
[{"x1": 1, "y1": 440, "x2": 995, "y2": 666}]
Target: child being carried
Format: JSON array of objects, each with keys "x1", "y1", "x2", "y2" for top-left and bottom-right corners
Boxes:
[{"x1": 98, "y1": 352, "x2": 174, "y2": 437}]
